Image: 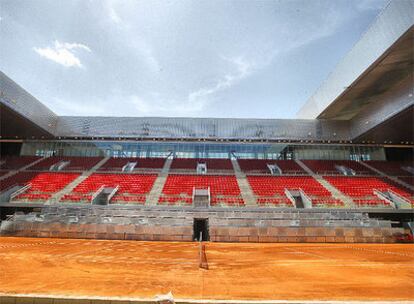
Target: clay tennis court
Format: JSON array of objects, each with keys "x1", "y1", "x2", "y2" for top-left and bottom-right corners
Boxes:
[{"x1": 0, "y1": 237, "x2": 413, "y2": 302}]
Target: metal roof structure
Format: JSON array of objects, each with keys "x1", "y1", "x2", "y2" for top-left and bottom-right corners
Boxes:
[{"x1": 0, "y1": 0, "x2": 413, "y2": 144}]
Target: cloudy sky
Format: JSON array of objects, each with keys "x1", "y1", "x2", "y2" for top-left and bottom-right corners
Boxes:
[{"x1": 0, "y1": 0, "x2": 387, "y2": 118}]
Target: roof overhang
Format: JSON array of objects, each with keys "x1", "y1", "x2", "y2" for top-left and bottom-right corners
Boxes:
[{"x1": 297, "y1": 0, "x2": 414, "y2": 120}]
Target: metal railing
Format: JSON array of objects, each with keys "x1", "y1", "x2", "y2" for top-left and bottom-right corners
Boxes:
[{"x1": 10, "y1": 183, "x2": 32, "y2": 201}]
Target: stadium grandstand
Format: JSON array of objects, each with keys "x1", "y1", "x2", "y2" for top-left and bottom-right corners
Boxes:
[{"x1": 0, "y1": 0, "x2": 413, "y2": 303}]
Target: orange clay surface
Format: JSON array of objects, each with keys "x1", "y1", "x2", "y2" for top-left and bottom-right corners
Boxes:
[{"x1": 0, "y1": 237, "x2": 413, "y2": 301}]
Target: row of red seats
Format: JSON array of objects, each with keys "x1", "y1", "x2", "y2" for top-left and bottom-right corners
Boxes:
[
  {"x1": 158, "y1": 196, "x2": 192, "y2": 205},
  {"x1": 111, "y1": 195, "x2": 147, "y2": 203},
  {"x1": 1, "y1": 171, "x2": 46, "y2": 191},
  {"x1": 170, "y1": 158, "x2": 233, "y2": 170},
  {"x1": 312, "y1": 198, "x2": 344, "y2": 207},
  {"x1": 28, "y1": 157, "x2": 103, "y2": 171},
  {"x1": 162, "y1": 175, "x2": 240, "y2": 196},
  {"x1": 14, "y1": 193, "x2": 51, "y2": 201},
  {"x1": 238, "y1": 159, "x2": 305, "y2": 174},
  {"x1": 71, "y1": 173, "x2": 157, "y2": 195},
  {"x1": 247, "y1": 176, "x2": 331, "y2": 197},
  {"x1": 99, "y1": 157, "x2": 166, "y2": 170},
  {"x1": 366, "y1": 161, "x2": 413, "y2": 176},
  {"x1": 324, "y1": 176, "x2": 414, "y2": 199},
  {"x1": 61, "y1": 193, "x2": 148, "y2": 204},
  {"x1": 398, "y1": 176, "x2": 414, "y2": 185},
  {"x1": 211, "y1": 197, "x2": 244, "y2": 206},
  {"x1": 303, "y1": 160, "x2": 373, "y2": 175},
  {"x1": 257, "y1": 197, "x2": 293, "y2": 206},
  {"x1": 0, "y1": 156, "x2": 40, "y2": 170},
  {"x1": 61, "y1": 194, "x2": 93, "y2": 202},
  {"x1": 353, "y1": 199, "x2": 391, "y2": 207},
  {"x1": 5, "y1": 172, "x2": 79, "y2": 201},
  {"x1": 25, "y1": 173, "x2": 78, "y2": 193}
]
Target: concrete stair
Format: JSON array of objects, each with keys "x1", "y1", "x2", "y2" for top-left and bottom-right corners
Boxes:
[
  {"x1": 146, "y1": 158, "x2": 173, "y2": 206},
  {"x1": 231, "y1": 159, "x2": 257, "y2": 206},
  {"x1": 48, "y1": 156, "x2": 110, "y2": 204},
  {"x1": 360, "y1": 161, "x2": 414, "y2": 191},
  {"x1": 0, "y1": 157, "x2": 47, "y2": 181},
  {"x1": 295, "y1": 159, "x2": 355, "y2": 208}
]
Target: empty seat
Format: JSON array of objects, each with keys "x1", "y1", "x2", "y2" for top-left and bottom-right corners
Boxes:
[
  {"x1": 324, "y1": 176, "x2": 414, "y2": 208},
  {"x1": 303, "y1": 160, "x2": 374, "y2": 175},
  {"x1": 248, "y1": 176, "x2": 335, "y2": 207},
  {"x1": 28, "y1": 157, "x2": 103, "y2": 171},
  {"x1": 99, "y1": 157, "x2": 165, "y2": 171},
  {"x1": 160, "y1": 174, "x2": 243, "y2": 206},
  {"x1": 10, "y1": 172, "x2": 79, "y2": 201},
  {"x1": 365, "y1": 161, "x2": 414, "y2": 176},
  {"x1": 60, "y1": 173, "x2": 157, "y2": 204},
  {"x1": 170, "y1": 158, "x2": 233, "y2": 171},
  {"x1": 0, "y1": 156, "x2": 41, "y2": 170},
  {"x1": 238, "y1": 159, "x2": 305, "y2": 174}
]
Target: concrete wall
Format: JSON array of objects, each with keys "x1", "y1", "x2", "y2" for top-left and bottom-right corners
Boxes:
[{"x1": 1, "y1": 206, "x2": 411, "y2": 243}]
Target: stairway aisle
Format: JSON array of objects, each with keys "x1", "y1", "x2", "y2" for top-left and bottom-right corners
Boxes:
[
  {"x1": 295, "y1": 159, "x2": 355, "y2": 208},
  {"x1": 231, "y1": 159, "x2": 257, "y2": 206},
  {"x1": 48, "y1": 156, "x2": 110, "y2": 204},
  {"x1": 146, "y1": 158, "x2": 173, "y2": 206}
]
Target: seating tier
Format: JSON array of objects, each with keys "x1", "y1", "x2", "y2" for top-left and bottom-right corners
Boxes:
[
  {"x1": 365, "y1": 161, "x2": 413, "y2": 176},
  {"x1": 11, "y1": 172, "x2": 79, "y2": 201},
  {"x1": 238, "y1": 159, "x2": 305, "y2": 174},
  {"x1": 28, "y1": 157, "x2": 103, "y2": 171},
  {"x1": 61, "y1": 173, "x2": 157, "y2": 204},
  {"x1": 303, "y1": 160, "x2": 373, "y2": 175},
  {"x1": 170, "y1": 158, "x2": 233, "y2": 170},
  {"x1": 160, "y1": 174, "x2": 243, "y2": 206},
  {"x1": 324, "y1": 176, "x2": 414, "y2": 207},
  {"x1": 0, "y1": 156, "x2": 40, "y2": 170},
  {"x1": 247, "y1": 176, "x2": 331, "y2": 197},
  {"x1": 99, "y1": 157, "x2": 165, "y2": 171}
]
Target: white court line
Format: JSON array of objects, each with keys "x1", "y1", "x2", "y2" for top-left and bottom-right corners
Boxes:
[{"x1": 1, "y1": 293, "x2": 413, "y2": 304}]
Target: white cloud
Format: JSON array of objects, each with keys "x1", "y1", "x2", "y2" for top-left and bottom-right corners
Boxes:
[
  {"x1": 188, "y1": 56, "x2": 254, "y2": 106},
  {"x1": 33, "y1": 40, "x2": 91, "y2": 68}
]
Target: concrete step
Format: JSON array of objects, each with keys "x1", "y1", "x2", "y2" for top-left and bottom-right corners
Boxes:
[
  {"x1": 146, "y1": 158, "x2": 173, "y2": 206},
  {"x1": 48, "y1": 156, "x2": 110, "y2": 204},
  {"x1": 231, "y1": 159, "x2": 257, "y2": 206},
  {"x1": 295, "y1": 159, "x2": 355, "y2": 208}
]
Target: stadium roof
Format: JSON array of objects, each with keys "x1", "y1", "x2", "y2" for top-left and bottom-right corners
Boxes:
[
  {"x1": 0, "y1": 0, "x2": 413, "y2": 144},
  {"x1": 298, "y1": 0, "x2": 413, "y2": 120}
]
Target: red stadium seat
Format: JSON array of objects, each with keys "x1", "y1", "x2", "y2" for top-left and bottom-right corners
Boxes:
[
  {"x1": 60, "y1": 173, "x2": 157, "y2": 204},
  {"x1": 238, "y1": 159, "x2": 305, "y2": 174},
  {"x1": 160, "y1": 174, "x2": 243, "y2": 206}
]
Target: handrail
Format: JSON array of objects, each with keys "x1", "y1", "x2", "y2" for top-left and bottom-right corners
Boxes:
[
  {"x1": 91, "y1": 185, "x2": 105, "y2": 201},
  {"x1": 299, "y1": 188, "x2": 313, "y2": 208},
  {"x1": 284, "y1": 189, "x2": 296, "y2": 205},
  {"x1": 107, "y1": 185, "x2": 119, "y2": 203},
  {"x1": 372, "y1": 188, "x2": 396, "y2": 208},
  {"x1": 10, "y1": 183, "x2": 32, "y2": 201},
  {"x1": 386, "y1": 188, "x2": 410, "y2": 203}
]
